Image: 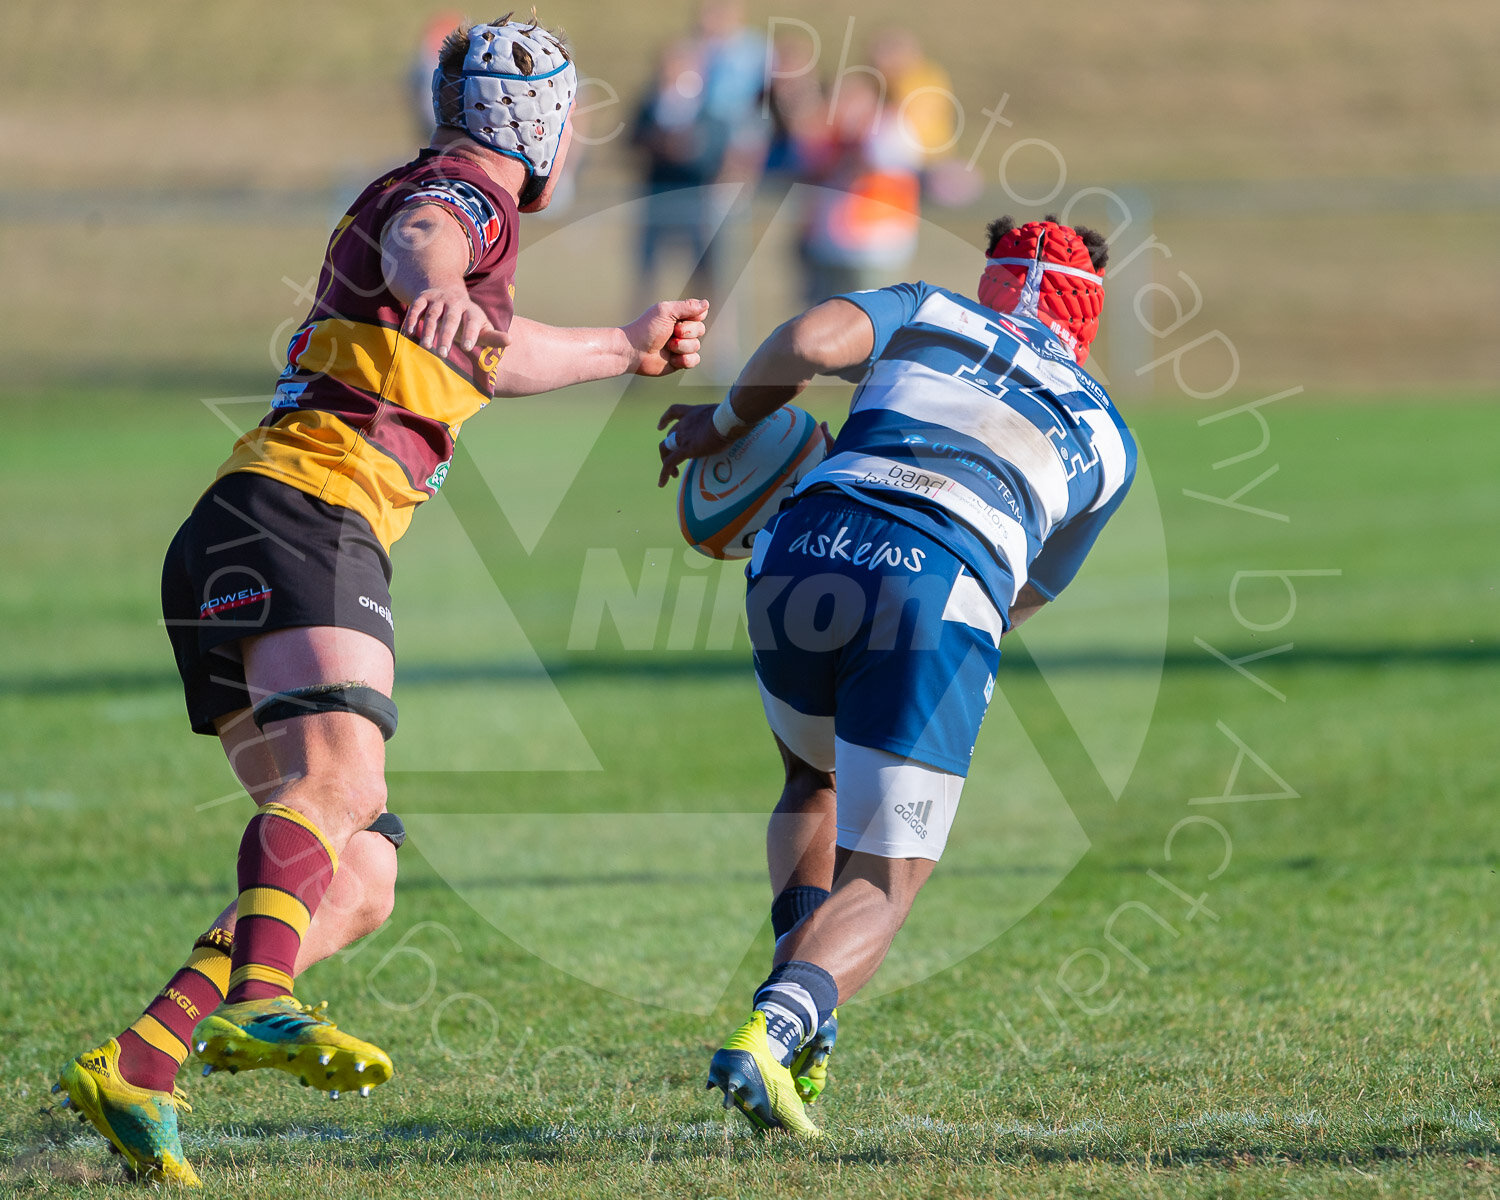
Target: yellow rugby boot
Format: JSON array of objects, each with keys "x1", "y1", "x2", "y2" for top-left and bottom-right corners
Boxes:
[
  {"x1": 706, "y1": 1011, "x2": 822, "y2": 1138},
  {"x1": 788, "y1": 1009, "x2": 837, "y2": 1104},
  {"x1": 54, "y1": 1039, "x2": 200, "y2": 1186},
  {"x1": 193, "y1": 995, "x2": 392, "y2": 1099}
]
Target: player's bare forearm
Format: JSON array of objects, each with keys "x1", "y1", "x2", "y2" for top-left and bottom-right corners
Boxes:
[
  {"x1": 655, "y1": 298, "x2": 871, "y2": 484},
  {"x1": 489, "y1": 318, "x2": 635, "y2": 396},
  {"x1": 491, "y1": 302, "x2": 708, "y2": 397},
  {"x1": 716, "y1": 340, "x2": 813, "y2": 428},
  {"x1": 724, "y1": 298, "x2": 875, "y2": 426}
]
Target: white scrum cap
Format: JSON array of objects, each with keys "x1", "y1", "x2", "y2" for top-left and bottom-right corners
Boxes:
[{"x1": 434, "y1": 20, "x2": 578, "y2": 205}]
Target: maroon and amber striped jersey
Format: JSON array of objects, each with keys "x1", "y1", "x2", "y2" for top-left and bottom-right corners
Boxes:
[{"x1": 217, "y1": 150, "x2": 519, "y2": 549}]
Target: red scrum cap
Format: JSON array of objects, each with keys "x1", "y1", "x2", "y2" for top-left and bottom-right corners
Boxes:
[{"x1": 979, "y1": 219, "x2": 1105, "y2": 364}]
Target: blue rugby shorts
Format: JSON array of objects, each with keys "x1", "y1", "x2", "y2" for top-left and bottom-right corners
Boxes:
[{"x1": 746, "y1": 491, "x2": 1010, "y2": 779}]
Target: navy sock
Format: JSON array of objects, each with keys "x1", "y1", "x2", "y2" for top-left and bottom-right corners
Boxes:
[
  {"x1": 770, "y1": 885, "x2": 831, "y2": 942},
  {"x1": 753, "y1": 960, "x2": 839, "y2": 1066}
]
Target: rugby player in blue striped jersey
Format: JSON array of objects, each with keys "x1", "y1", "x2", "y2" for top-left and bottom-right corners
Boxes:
[{"x1": 658, "y1": 215, "x2": 1134, "y2": 1137}]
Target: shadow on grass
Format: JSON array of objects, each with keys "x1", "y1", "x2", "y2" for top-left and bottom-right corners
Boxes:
[
  {"x1": 4, "y1": 642, "x2": 1499, "y2": 701},
  {"x1": 42, "y1": 856, "x2": 1081, "y2": 906},
  {"x1": 21, "y1": 1104, "x2": 1500, "y2": 1182},
  {"x1": 136, "y1": 1116, "x2": 1500, "y2": 1174}
]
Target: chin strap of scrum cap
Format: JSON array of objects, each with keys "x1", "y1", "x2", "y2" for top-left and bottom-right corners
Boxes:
[
  {"x1": 251, "y1": 683, "x2": 398, "y2": 742},
  {"x1": 364, "y1": 811, "x2": 407, "y2": 850}
]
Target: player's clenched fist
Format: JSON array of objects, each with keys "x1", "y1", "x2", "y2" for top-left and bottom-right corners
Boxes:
[{"x1": 626, "y1": 299, "x2": 710, "y2": 376}]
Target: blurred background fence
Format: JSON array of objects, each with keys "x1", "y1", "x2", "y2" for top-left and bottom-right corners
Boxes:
[{"x1": 2, "y1": 0, "x2": 1495, "y2": 398}]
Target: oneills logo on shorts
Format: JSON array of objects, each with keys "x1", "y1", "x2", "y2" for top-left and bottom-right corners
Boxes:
[{"x1": 359, "y1": 595, "x2": 395, "y2": 630}]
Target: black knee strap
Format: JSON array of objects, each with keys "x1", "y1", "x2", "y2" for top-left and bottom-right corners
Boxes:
[
  {"x1": 251, "y1": 683, "x2": 398, "y2": 741},
  {"x1": 365, "y1": 811, "x2": 407, "y2": 850}
]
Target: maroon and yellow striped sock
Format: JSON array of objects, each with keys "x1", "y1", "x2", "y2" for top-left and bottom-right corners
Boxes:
[
  {"x1": 116, "y1": 928, "x2": 233, "y2": 1092},
  {"x1": 225, "y1": 802, "x2": 338, "y2": 1004}
]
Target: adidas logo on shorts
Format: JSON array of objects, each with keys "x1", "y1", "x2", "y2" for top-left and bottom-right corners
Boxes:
[{"x1": 894, "y1": 799, "x2": 934, "y2": 839}]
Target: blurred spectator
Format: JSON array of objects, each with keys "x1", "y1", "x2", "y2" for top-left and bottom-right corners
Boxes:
[
  {"x1": 631, "y1": 39, "x2": 723, "y2": 304},
  {"x1": 869, "y1": 27, "x2": 957, "y2": 171},
  {"x1": 631, "y1": 1, "x2": 768, "y2": 368},
  {"x1": 762, "y1": 30, "x2": 826, "y2": 177},
  {"x1": 410, "y1": 11, "x2": 466, "y2": 139},
  {"x1": 697, "y1": 0, "x2": 771, "y2": 184},
  {"x1": 868, "y1": 27, "x2": 979, "y2": 207},
  {"x1": 796, "y1": 75, "x2": 921, "y2": 305}
]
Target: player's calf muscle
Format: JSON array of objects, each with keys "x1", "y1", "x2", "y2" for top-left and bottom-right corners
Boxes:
[{"x1": 297, "y1": 834, "x2": 397, "y2": 969}]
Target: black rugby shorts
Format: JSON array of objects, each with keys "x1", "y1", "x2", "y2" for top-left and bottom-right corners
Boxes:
[{"x1": 161, "y1": 472, "x2": 396, "y2": 735}]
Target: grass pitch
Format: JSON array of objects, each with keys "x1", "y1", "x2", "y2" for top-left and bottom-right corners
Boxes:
[{"x1": 2, "y1": 386, "x2": 1498, "y2": 1198}]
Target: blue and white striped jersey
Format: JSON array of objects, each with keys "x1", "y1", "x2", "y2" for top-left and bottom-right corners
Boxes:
[{"x1": 795, "y1": 281, "x2": 1136, "y2": 621}]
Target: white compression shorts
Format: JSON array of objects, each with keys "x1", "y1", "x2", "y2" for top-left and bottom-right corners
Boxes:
[{"x1": 759, "y1": 679, "x2": 965, "y2": 861}]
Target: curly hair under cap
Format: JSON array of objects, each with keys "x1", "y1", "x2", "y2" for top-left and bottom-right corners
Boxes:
[{"x1": 985, "y1": 214, "x2": 1108, "y2": 272}]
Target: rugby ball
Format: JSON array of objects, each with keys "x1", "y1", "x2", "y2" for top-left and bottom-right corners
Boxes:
[{"x1": 678, "y1": 405, "x2": 830, "y2": 559}]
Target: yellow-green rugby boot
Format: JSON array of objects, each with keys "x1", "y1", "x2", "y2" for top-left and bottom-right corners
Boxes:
[
  {"x1": 707, "y1": 1011, "x2": 822, "y2": 1138},
  {"x1": 54, "y1": 1038, "x2": 200, "y2": 1186},
  {"x1": 788, "y1": 1008, "x2": 837, "y2": 1103},
  {"x1": 193, "y1": 995, "x2": 392, "y2": 1098}
]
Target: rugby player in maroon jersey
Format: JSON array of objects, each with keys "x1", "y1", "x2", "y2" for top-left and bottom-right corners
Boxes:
[{"x1": 53, "y1": 16, "x2": 708, "y2": 1185}]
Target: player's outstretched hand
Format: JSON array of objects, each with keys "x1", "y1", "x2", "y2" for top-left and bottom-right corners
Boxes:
[
  {"x1": 656, "y1": 403, "x2": 731, "y2": 487},
  {"x1": 403, "y1": 286, "x2": 512, "y2": 359},
  {"x1": 627, "y1": 299, "x2": 710, "y2": 377}
]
